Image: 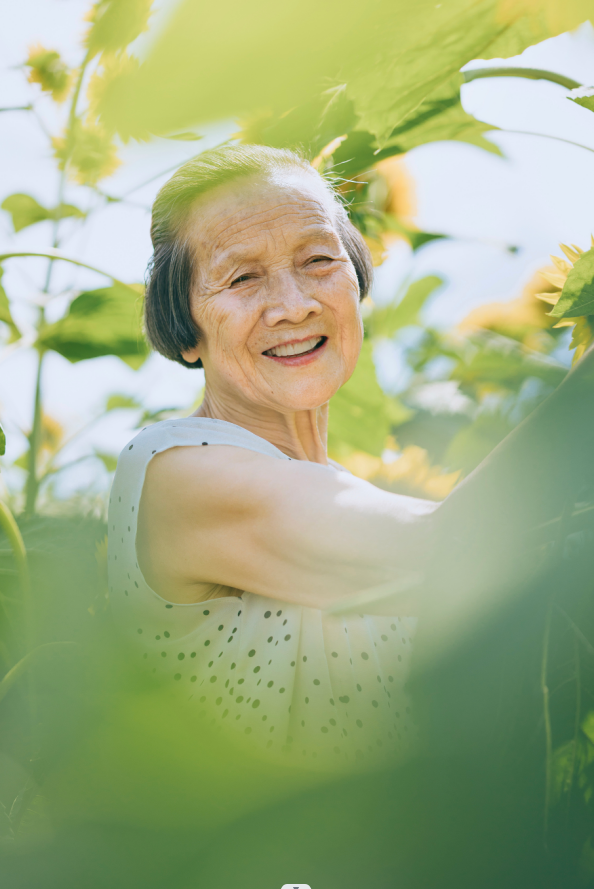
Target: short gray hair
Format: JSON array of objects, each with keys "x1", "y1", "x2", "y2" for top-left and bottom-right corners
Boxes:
[{"x1": 144, "y1": 143, "x2": 373, "y2": 368}]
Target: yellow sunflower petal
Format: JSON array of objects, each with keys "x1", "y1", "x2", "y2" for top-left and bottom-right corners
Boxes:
[
  {"x1": 560, "y1": 244, "x2": 581, "y2": 263},
  {"x1": 535, "y1": 291, "x2": 561, "y2": 305},
  {"x1": 551, "y1": 255, "x2": 572, "y2": 274},
  {"x1": 540, "y1": 269, "x2": 567, "y2": 288}
]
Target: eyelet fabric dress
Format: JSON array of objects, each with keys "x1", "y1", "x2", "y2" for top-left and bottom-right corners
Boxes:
[{"x1": 108, "y1": 417, "x2": 417, "y2": 770}]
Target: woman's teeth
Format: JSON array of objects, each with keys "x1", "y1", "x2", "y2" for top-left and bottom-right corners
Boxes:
[{"x1": 264, "y1": 336, "x2": 323, "y2": 358}]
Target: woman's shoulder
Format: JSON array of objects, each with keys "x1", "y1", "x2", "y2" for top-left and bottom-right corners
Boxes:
[{"x1": 117, "y1": 416, "x2": 290, "y2": 466}]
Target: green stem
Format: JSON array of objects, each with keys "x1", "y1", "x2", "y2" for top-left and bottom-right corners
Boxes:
[
  {"x1": 0, "y1": 642, "x2": 76, "y2": 706},
  {"x1": 0, "y1": 499, "x2": 29, "y2": 599},
  {"x1": 0, "y1": 250, "x2": 136, "y2": 290},
  {"x1": 567, "y1": 634, "x2": 581, "y2": 816},
  {"x1": 463, "y1": 67, "x2": 581, "y2": 91},
  {"x1": 24, "y1": 347, "x2": 44, "y2": 517},
  {"x1": 0, "y1": 105, "x2": 33, "y2": 113},
  {"x1": 502, "y1": 129, "x2": 594, "y2": 157},
  {"x1": 541, "y1": 598, "x2": 553, "y2": 844}
]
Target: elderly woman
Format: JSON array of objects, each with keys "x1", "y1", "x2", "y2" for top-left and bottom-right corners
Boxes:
[{"x1": 108, "y1": 144, "x2": 594, "y2": 767}]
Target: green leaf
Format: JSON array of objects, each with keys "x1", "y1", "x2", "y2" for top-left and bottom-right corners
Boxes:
[
  {"x1": 549, "y1": 247, "x2": 594, "y2": 319},
  {"x1": 569, "y1": 87, "x2": 594, "y2": 113},
  {"x1": 1, "y1": 193, "x2": 85, "y2": 233},
  {"x1": 0, "y1": 268, "x2": 21, "y2": 343},
  {"x1": 38, "y1": 282, "x2": 148, "y2": 366},
  {"x1": 98, "y1": 0, "x2": 588, "y2": 141},
  {"x1": 137, "y1": 407, "x2": 184, "y2": 426},
  {"x1": 95, "y1": 451, "x2": 118, "y2": 472},
  {"x1": 371, "y1": 276, "x2": 444, "y2": 339},
  {"x1": 105, "y1": 394, "x2": 141, "y2": 412},
  {"x1": 86, "y1": 0, "x2": 153, "y2": 58},
  {"x1": 164, "y1": 132, "x2": 203, "y2": 141},
  {"x1": 0, "y1": 423, "x2": 5, "y2": 457},
  {"x1": 444, "y1": 411, "x2": 515, "y2": 475},
  {"x1": 328, "y1": 339, "x2": 412, "y2": 457},
  {"x1": 452, "y1": 333, "x2": 567, "y2": 393}
]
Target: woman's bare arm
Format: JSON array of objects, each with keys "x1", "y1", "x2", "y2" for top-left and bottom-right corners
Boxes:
[{"x1": 137, "y1": 445, "x2": 436, "y2": 608}]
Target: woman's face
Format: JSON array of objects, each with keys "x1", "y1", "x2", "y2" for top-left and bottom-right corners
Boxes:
[{"x1": 180, "y1": 169, "x2": 363, "y2": 414}]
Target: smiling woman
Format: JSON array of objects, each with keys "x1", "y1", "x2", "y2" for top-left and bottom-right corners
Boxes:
[{"x1": 107, "y1": 144, "x2": 435, "y2": 768}]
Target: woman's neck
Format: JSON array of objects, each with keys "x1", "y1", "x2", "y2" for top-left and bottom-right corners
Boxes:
[{"x1": 194, "y1": 389, "x2": 329, "y2": 464}]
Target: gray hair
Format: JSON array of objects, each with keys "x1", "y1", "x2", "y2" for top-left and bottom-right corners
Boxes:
[{"x1": 144, "y1": 143, "x2": 373, "y2": 368}]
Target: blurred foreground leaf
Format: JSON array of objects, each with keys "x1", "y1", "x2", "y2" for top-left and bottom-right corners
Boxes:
[
  {"x1": 85, "y1": 0, "x2": 153, "y2": 58},
  {"x1": 97, "y1": 0, "x2": 591, "y2": 142},
  {"x1": 38, "y1": 283, "x2": 148, "y2": 367}
]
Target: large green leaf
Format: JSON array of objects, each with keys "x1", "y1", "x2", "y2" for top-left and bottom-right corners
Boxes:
[
  {"x1": 1, "y1": 193, "x2": 84, "y2": 233},
  {"x1": 0, "y1": 422, "x2": 5, "y2": 457},
  {"x1": 96, "y1": 0, "x2": 590, "y2": 141},
  {"x1": 328, "y1": 339, "x2": 412, "y2": 457},
  {"x1": 38, "y1": 283, "x2": 148, "y2": 367},
  {"x1": 549, "y1": 247, "x2": 594, "y2": 319},
  {"x1": 0, "y1": 268, "x2": 20, "y2": 343},
  {"x1": 371, "y1": 276, "x2": 444, "y2": 339}
]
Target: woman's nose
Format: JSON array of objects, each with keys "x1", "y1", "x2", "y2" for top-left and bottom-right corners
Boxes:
[{"x1": 262, "y1": 274, "x2": 323, "y2": 327}]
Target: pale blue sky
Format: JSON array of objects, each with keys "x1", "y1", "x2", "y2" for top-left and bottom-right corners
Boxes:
[{"x1": 0, "y1": 1, "x2": 593, "y2": 500}]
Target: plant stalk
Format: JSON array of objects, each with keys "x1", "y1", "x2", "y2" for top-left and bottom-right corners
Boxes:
[
  {"x1": 24, "y1": 345, "x2": 44, "y2": 516},
  {"x1": 463, "y1": 67, "x2": 581, "y2": 91}
]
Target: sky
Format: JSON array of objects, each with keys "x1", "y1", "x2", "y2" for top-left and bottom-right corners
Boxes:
[{"x1": 1, "y1": 0, "x2": 594, "y2": 501}]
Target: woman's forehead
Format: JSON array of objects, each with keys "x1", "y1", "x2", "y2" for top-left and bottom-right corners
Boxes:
[{"x1": 185, "y1": 170, "x2": 339, "y2": 257}]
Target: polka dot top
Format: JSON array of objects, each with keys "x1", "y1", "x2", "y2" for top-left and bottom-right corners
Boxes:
[{"x1": 108, "y1": 417, "x2": 417, "y2": 769}]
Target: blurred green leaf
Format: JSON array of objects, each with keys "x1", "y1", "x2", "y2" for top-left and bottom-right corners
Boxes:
[
  {"x1": 329, "y1": 340, "x2": 412, "y2": 456},
  {"x1": 38, "y1": 283, "x2": 148, "y2": 366},
  {"x1": 371, "y1": 277, "x2": 444, "y2": 339},
  {"x1": 86, "y1": 0, "x2": 153, "y2": 58},
  {"x1": 25, "y1": 45, "x2": 72, "y2": 102},
  {"x1": 332, "y1": 78, "x2": 501, "y2": 177},
  {"x1": 0, "y1": 423, "x2": 5, "y2": 457},
  {"x1": 569, "y1": 87, "x2": 594, "y2": 113},
  {"x1": 452, "y1": 333, "x2": 567, "y2": 393},
  {"x1": 1, "y1": 193, "x2": 85, "y2": 233},
  {"x1": 0, "y1": 268, "x2": 21, "y2": 343},
  {"x1": 137, "y1": 407, "x2": 184, "y2": 427},
  {"x1": 444, "y1": 410, "x2": 514, "y2": 475},
  {"x1": 95, "y1": 452, "x2": 118, "y2": 472},
  {"x1": 550, "y1": 247, "x2": 594, "y2": 319},
  {"x1": 105, "y1": 394, "x2": 141, "y2": 412},
  {"x1": 98, "y1": 0, "x2": 589, "y2": 140},
  {"x1": 164, "y1": 132, "x2": 203, "y2": 141},
  {"x1": 375, "y1": 75, "x2": 502, "y2": 156},
  {"x1": 52, "y1": 122, "x2": 120, "y2": 186}
]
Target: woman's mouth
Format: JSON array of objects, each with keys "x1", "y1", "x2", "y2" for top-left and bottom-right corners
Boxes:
[{"x1": 262, "y1": 336, "x2": 327, "y2": 364}]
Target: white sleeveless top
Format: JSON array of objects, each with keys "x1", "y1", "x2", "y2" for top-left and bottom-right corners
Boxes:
[{"x1": 108, "y1": 417, "x2": 417, "y2": 769}]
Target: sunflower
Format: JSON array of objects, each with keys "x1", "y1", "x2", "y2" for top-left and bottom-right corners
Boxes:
[{"x1": 536, "y1": 238, "x2": 594, "y2": 365}]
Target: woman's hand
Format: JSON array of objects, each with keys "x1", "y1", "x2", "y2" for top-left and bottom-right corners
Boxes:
[{"x1": 137, "y1": 445, "x2": 436, "y2": 609}]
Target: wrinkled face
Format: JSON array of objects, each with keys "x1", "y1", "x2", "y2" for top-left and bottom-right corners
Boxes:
[{"x1": 181, "y1": 169, "x2": 363, "y2": 413}]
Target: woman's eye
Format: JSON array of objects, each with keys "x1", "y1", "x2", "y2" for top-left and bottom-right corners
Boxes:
[
  {"x1": 230, "y1": 274, "x2": 253, "y2": 286},
  {"x1": 309, "y1": 256, "x2": 333, "y2": 265}
]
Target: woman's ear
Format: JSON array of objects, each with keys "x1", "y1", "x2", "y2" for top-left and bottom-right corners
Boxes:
[{"x1": 181, "y1": 344, "x2": 201, "y2": 364}]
